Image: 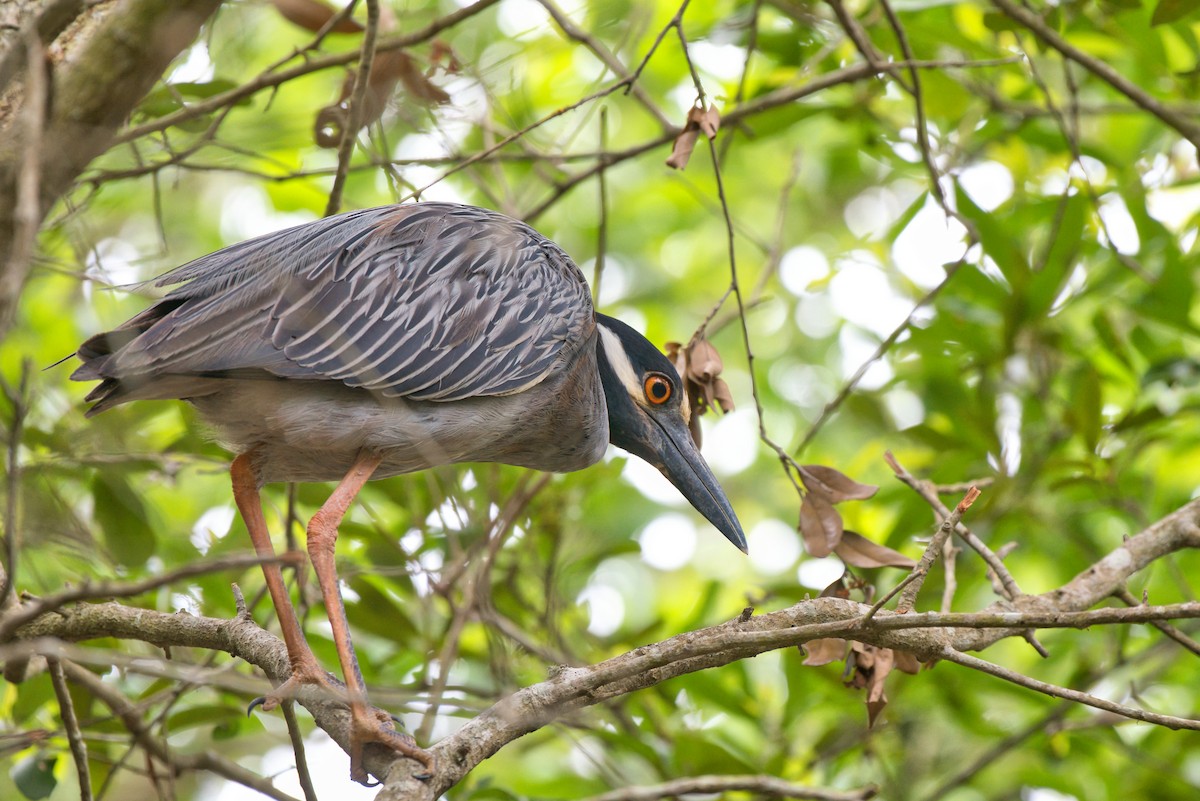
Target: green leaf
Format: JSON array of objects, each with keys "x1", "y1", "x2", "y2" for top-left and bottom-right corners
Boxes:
[
  {"x1": 1152, "y1": 0, "x2": 1200, "y2": 25},
  {"x1": 1067, "y1": 366, "x2": 1103, "y2": 450},
  {"x1": 11, "y1": 754, "x2": 57, "y2": 801},
  {"x1": 955, "y1": 185, "x2": 1030, "y2": 285},
  {"x1": 1027, "y1": 194, "x2": 1087, "y2": 318},
  {"x1": 134, "y1": 79, "x2": 247, "y2": 122},
  {"x1": 92, "y1": 473, "x2": 157, "y2": 567}
]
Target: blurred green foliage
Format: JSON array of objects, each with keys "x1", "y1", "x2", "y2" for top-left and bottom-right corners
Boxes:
[{"x1": 3, "y1": 0, "x2": 1200, "y2": 799}]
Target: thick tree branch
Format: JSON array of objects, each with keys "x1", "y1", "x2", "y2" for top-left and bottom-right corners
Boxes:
[
  {"x1": 953, "y1": 496, "x2": 1200, "y2": 651},
  {"x1": 14, "y1": 485, "x2": 1200, "y2": 799},
  {"x1": 0, "y1": 0, "x2": 223, "y2": 332},
  {"x1": 14, "y1": 591, "x2": 1200, "y2": 796},
  {"x1": 11, "y1": 489, "x2": 1193, "y2": 790}
]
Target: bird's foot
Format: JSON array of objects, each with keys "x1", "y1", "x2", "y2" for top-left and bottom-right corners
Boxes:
[
  {"x1": 247, "y1": 651, "x2": 342, "y2": 714},
  {"x1": 348, "y1": 706, "x2": 436, "y2": 785},
  {"x1": 247, "y1": 652, "x2": 435, "y2": 784}
]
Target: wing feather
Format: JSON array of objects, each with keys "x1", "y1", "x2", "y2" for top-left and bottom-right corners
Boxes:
[{"x1": 75, "y1": 203, "x2": 595, "y2": 406}]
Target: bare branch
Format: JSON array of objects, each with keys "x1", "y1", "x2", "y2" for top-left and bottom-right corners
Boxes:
[
  {"x1": 48, "y1": 657, "x2": 92, "y2": 801},
  {"x1": 582, "y1": 775, "x2": 877, "y2": 801},
  {"x1": 990, "y1": 0, "x2": 1200, "y2": 149},
  {"x1": 940, "y1": 647, "x2": 1200, "y2": 731}
]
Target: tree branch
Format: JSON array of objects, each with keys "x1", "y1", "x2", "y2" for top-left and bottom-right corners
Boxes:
[
  {"x1": 0, "y1": 0, "x2": 223, "y2": 332},
  {"x1": 12, "y1": 513, "x2": 1200, "y2": 798},
  {"x1": 581, "y1": 775, "x2": 877, "y2": 801},
  {"x1": 989, "y1": 0, "x2": 1200, "y2": 150}
]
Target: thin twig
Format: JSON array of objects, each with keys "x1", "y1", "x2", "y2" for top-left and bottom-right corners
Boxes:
[
  {"x1": 535, "y1": 0, "x2": 671, "y2": 130},
  {"x1": 941, "y1": 537, "x2": 959, "y2": 614},
  {"x1": 990, "y1": 0, "x2": 1200, "y2": 149},
  {"x1": 60, "y1": 661, "x2": 300, "y2": 801},
  {"x1": 877, "y1": 0, "x2": 972, "y2": 235},
  {"x1": 594, "y1": 106, "x2": 608, "y2": 304},
  {"x1": 896, "y1": 487, "x2": 981, "y2": 613},
  {"x1": 796, "y1": 262, "x2": 963, "y2": 457},
  {"x1": 581, "y1": 775, "x2": 877, "y2": 801},
  {"x1": 48, "y1": 658, "x2": 93, "y2": 801},
  {"x1": 940, "y1": 646, "x2": 1200, "y2": 731},
  {"x1": 626, "y1": 0, "x2": 692, "y2": 90},
  {"x1": 860, "y1": 571, "x2": 920, "y2": 624},
  {"x1": 1114, "y1": 587, "x2": 1200, "y2": 658},
  {"x1": 281, "y1": 702, "x2": 318, "y2": 801},
  {"x1": 884, "y1": 451, "x2": 1023, "y2": 601},
  {"x1": 324, "y1": 0, "x2": 379, "y2": 216},
  {"x1": 0, "y1": 359, "x2": 30, "y2": 608}
]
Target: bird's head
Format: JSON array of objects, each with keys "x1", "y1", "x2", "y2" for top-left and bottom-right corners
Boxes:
[{"x1": 594, "y1": 314, "x2": 747, "y2": 553}]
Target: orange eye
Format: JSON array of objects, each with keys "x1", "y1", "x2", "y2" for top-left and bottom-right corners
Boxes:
[{"x1": 644, "y1": 373, "x2": 673, "y2": 405}]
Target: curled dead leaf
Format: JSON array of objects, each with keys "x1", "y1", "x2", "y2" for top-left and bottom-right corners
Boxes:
[
  {"x1": 798, "y1": 491, "x2": 843, "y2": 558},
  {"x1": 834, "y1": 530, "x2": 916, "y2": 569},
  {"x1": 315, "y1": 50, "x2": 449, "y2": 148},
  {"x1": 271, "y1": 0, "x2": 363, "y2": 33},
  {"x1": 666, "y1": 103, "x2": 721, "y2": 170},
  {"x1": 800, "y1": 464, "x2": 879, "y2": 503},
  {"x1": 801, "y1": 638, "x2": 847, "y2": 666},
  {"x1": 391, "y1": 50, "x2": 451, "y2": 104},
  {"x1": 664, "y1": 337, "x2": 735, "y2": 448},
  {"x1": 894, "y1": 650, "x2": 922, "y2": 675},
  {"x1": 849, "y1": 643, "x2": 893, "y2": 727},
  {"x1": 429, "y1": 39, "x2": 462, "y2": 75},
  {"x1": 820, "y1": 574, "x2": 851, "y2": 598}
]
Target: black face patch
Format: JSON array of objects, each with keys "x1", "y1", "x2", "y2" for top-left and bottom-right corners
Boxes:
[
  {"x1": 594, "y1": 314, "x2": 684, "y2": 453},
  {"x1": 594, "y1": 314, "x2": 681, "y2": 386}
]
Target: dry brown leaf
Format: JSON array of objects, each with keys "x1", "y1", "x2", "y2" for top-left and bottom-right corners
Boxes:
[
  {"x1": 666, "y1": 103, "x2": 721, "y2": 170},
  {"x1": 697, "y1": 104, "x2": 720, "y2": 138},
  {"x1": 808, "y1": 638, "x2": 924, "y2": 725},
  {"x1": 834, "y1": 530, "x2": 916, "y2": 569},
  {"x1": 429, "y1": 39, "x2": 462, "y2": 75},
  {"x1": 801, "y1": 638, "x2": 847, "y2": 666},
  {"x1": 800, "y1": 465, "x2": 879, "y2": 503},
  {"x1": 390, "y1": 50, "x2": 451, "y2": 104},
  {"x1": 894, "y1": 649, "x2": 922, "y2": 675},
  {"x1": 848, "y1": 643, "x2": 894, "y2": 727},
  {"x1": 819, "y1": 574, "x2": 851, "y2": 598},
  {"x1": 315, "y1": 51, "x2": 449, "y2": 147},
  {"x1": 271, "y1": 0, "x2": 363, "y2": 33},
  {"x1": 664, "y1": 337, "x2": 735, "y2": 448},
  {"x1": 665, "y1": 129, "x2": 698, "y2": 170},
  {"x1": 799, "y1": 492, "x2": 843, "y2": 558}
]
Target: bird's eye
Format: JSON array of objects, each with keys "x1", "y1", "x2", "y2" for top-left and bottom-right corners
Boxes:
[{"x1": 644, "y1": 373, "x2": 673, "y2": 405}]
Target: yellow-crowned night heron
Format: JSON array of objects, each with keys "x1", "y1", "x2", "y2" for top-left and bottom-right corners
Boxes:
[{"x1": 73, "y1": 202, "x2": 746, "y2": 783}]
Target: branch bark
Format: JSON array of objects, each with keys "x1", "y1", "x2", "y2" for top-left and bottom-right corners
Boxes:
[
  {"x1": 0, "y1": 0, "x2": 223, "y2": 333},
  {"x1": 11, "y1": 491, "x2": 1200, "y2": 798}
]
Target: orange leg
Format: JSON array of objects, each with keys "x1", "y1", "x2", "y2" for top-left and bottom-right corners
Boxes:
[
  {"x1": 303, "y1": 452, "x2": 435, "y2": 784},
  {"x1": 232, "y1": 451, "x2": 435, "y2": 783},
  {"x1": 231, "y1": 452, "x2": 334, "y2": 699}
]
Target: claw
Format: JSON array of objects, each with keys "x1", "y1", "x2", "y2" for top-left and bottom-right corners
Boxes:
[
  {"x1": 246, "y1": 696, "x2": 268, "y2": 716},
  {"x1": 348, "y1": 711, "x2": 437, "y2": 784}
]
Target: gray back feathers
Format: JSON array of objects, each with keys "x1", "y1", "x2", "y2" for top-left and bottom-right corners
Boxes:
[{"x1": 74, "y1": 203, "x2": 596, "y2": 412}]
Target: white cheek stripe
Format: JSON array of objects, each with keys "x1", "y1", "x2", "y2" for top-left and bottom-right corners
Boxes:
[{"x1": 598, "y1": 325, "x2": 643, "y2": 399}]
